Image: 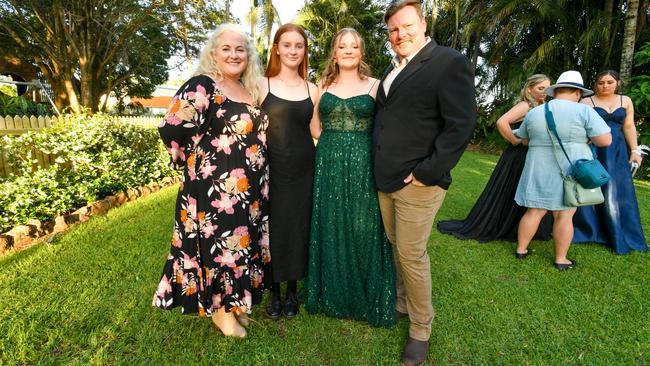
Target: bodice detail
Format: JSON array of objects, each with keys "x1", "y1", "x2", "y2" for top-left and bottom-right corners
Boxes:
[{"x1": 319, "y1": 92, "x2": 375, "y2": 132}]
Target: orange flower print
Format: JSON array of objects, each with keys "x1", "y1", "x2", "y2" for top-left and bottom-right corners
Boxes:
[
  {"x1": 198, "y1": 307, "x2": 206, "y2": 317},
  {"x1": 237, "y1": 177, "x2": 249, "y2": 193},
  {"x1": 180, "y1": 209, "x2": 188, "y2": 223},
  {"x1": 240, "y1": 234, "x2": 250, "y2": 249},
  {"x1": 198, "y1": 211, "x2": 206, "y2": 224}
]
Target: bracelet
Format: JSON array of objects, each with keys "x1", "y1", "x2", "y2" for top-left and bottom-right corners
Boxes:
[{"x1": 631, "y1": 145, "x2": 649, "y2": 157}]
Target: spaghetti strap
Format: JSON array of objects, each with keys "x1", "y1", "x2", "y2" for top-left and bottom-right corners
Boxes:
[
  {"x1": 267, "y1": 77, "x2": 271, "y2": 92},
  {"x1": 620, "y1": 94, "x2": 623, "y2": 107},
  {"x1": 367, "y1": 79, "x2": 378, "y2": 93},
  {"x1": 306, "y1": 81, "x2": 311, "y2": 98},
  {"x1": 589, "y1": 97, "x2": 596, "y2": 107}
]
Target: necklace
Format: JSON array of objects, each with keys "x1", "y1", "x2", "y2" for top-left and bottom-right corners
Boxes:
[{"x1": 277, "y1": 77, "x2": 303, "y2": 88}]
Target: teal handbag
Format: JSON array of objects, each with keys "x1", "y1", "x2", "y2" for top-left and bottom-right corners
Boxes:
[
  {"x1": 545, "y1": 103, "x2": 610, "y2": 189},
  {"x1": 545, "y1": 103, "x2": 606, "y2": 207}
]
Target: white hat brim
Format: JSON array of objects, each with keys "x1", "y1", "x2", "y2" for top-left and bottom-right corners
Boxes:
[{"x1": 545, "y1": 83, "x2": 594, "y2": 97}]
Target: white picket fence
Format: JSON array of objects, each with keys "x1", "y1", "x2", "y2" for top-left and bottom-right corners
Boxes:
[{"x1": 0, "y1": 115, "x2": 163, "y2": 177}]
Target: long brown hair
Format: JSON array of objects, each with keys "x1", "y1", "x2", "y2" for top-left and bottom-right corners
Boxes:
[
  {"x1": 265, "y1": 23, "x2": 309, "y2": 79},
  {"x1": 594, "y1": 69, "x2": 620, "y2": 94},
  {"x1": 320, "y1": 28, "x2": 372, "y2": 88}
]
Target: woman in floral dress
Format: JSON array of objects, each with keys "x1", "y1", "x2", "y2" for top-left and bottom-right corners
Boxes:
[{"x1": 152, "y1": 24, "x2": 270, "y2": 338}]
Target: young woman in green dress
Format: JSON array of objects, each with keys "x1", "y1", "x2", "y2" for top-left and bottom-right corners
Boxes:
[{"x1": 304, "y1": 28, "x2": 396, "y2": 327}]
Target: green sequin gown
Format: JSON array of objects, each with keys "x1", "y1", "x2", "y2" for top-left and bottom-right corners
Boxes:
[{"x1": 305, "y1": 92, "x2": 396, "y2": 327}]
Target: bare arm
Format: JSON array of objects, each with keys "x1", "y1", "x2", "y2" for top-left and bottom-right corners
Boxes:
[
  {"x1": 621, "y1": 95, "x2": 642, "y2": 164},
  {"x1": 309, "y1": 82, "x2": 323, "y2": 140},
  {"x1": 590, "y1": 132, "x2": 612, "y2": 147},
  {"x1": 256, "y1": 77, "x2": 269, "y2": 105},
  {"x1": 496, "y1": 101, "x2": 530, "y2": 145}
]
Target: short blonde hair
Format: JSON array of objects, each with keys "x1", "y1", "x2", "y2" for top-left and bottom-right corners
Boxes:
[{"x1": 194, "y1": 24, "x2": 261, "y2": 103}]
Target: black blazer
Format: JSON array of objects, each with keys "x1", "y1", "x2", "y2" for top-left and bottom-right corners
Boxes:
[{"x1": 373, "y1": 41, "x2": 477, "y2": 193}]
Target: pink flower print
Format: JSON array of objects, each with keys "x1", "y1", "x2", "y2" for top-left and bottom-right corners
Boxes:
[
  {"x1": 211, "y1": 135, "x2": 234, "y2": 154},
  {"x1": 243, "y1": 290, "x2": 252, "y2": 308},
  {"x1": 212, "y1": 293, "x2": 222, "y2": 308},
  {"x1": 234, "y1": 226, "x2": 248, "y2": 236},
  {"x1": 257, "y1": 131, "x2": 267, "y2": 146},
  {"x1": 216, "y1": 108, "x2": 226, "y2": 118},
  {"x1": 183, "y1": 253, "x2": 200, "y2": 270},
  {"x1": 168, "y1": 141, "x2": 186, "y2": 163},
  {"x1": 155, "y1": 275, "x2": 172, "y2": 297},
  {"x1": 183, "y1": 216, "x2": 195, "y2": 233},
  {"x1": 200, "y1": 161, "x2": 217, "y2": 179},
  {"x1": 188, "y1": 84, "x2": 209, "y2": 112},
  {"x1": 201, "y1": 223, "x2": 218, "y2": 238},
  {"x1": 230, "y1": 168, "x2": 246, "y2": 178},
  {"x1": 187, "y1": 197, "x2": 198, "y2": 218},
  {"x1": 233, "y1": 266, "x2": 244, "y2": 279},
  {"x1": 167, "y1": 98, "x2": 195, "y2": 124},
  {"x1": 191, "y1": 134, "x2": 203, "y2": 147},
  {"x1": 261, "y1": 181, "x2": 269, "y2": 199},
  {"x1": 211, "y1": 193, "x2": 238, "y2": 214},
  {"x1": 215, "y1": 251, "x2": 239, "y2": 268},
  {"x1": 172, "y1": 230, "x2": 182, "y2": 248}
]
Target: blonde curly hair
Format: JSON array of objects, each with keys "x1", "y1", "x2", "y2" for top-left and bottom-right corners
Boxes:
[{"x1": 194, "y1": 24, "x2": 261, "y2": 103}]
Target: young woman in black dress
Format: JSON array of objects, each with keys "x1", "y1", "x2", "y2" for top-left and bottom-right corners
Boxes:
[
  {"x1": 437, "y1": 74, "x2": 553, "y2": 242},
  {"x1": 257, "y1": 23, "x2": 320, "y2": 319}
]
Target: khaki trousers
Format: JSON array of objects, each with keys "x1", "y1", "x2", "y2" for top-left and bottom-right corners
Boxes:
[{"x1": 378, "y1": 184, "x2": 446, "y2": 341}]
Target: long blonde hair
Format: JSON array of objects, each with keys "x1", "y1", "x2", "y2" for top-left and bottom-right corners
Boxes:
[
  {"x1": 320, "y1": 28, "x2": 372, "y2": 88},
  {"x1": 194, "y1": 24, "x2": 261, "y2": 102},
  {"x1": 518, "y1": 74, "x2": 551, "y2": 107}
]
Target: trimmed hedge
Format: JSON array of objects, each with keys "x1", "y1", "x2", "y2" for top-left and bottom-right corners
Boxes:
[{"x1": 0, "y1": 113, "x2": 174, "y2": 232}]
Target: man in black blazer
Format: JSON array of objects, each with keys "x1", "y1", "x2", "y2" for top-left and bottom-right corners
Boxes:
[{"x1": 374, "y1": 1, "x2": 476, "y2": 365}]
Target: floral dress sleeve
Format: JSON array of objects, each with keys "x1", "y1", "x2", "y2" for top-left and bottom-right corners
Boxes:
[{"x1": 158, "y1": 75, "x2": 215, "y2": 169}]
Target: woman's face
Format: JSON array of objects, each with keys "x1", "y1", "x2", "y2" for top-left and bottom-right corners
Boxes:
[
  {"x1": 595, "y1": 74, "x2": 618, "y2": 96},
  {"x1": 334, "y1": 32, "x2": 362, "y2": 70},
  {"x1": 529, "y1": 79, "x2": 551, "y2": 103},
  {"x1": 276, "y1": 31, "x2": 306, "y2": 70},
  {"x1": 213, "y1": 30, "x2": 248, "y2": 79}
]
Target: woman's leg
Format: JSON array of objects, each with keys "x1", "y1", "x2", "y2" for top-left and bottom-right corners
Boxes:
[
  {"x1": 266, "y1": 282, "x2": 282, "y2": 319},
  {"x1": 284, "y1": 280, "x2": 299, "y2": 318},
  {"x1": 517, "y1": 208, "x2": 548, "y2": 254},
  {"x1": 552, "y1": 208, "x2": 577, "y2": 264}
]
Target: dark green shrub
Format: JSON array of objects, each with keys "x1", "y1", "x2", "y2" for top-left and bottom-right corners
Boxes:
[{"x1": 0, "y1": 113, "x2": 174, "y2": 232}]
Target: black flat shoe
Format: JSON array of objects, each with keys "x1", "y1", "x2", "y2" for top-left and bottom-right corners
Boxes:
[
  {"x1": 515, "y1": 249, "x2": 534, "y2": 259},
  {"x1": 554, "y1": 259, "x2": 577, "y2": 271},
  {"x1": 283, "y1": 295, "x2": 299, "y2": 319},
  {"x1": 265, "y1": 294, "x2": 282, "y2": 320}
]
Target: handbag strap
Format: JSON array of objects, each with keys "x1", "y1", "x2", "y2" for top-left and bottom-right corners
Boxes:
[
  {"x1": 545, "y1": 121, "x2": 569, "y2": 179},
  {"x1": 545, "y1": 102, "x2": 599, "y2": 161}
]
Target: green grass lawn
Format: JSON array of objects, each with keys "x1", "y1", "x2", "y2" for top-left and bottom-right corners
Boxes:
[{"x1": 1, "y1": 151, "x2": 648, "y2": 365}]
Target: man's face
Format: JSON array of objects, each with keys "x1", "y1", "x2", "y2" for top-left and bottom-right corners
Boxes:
[{"x1": 387, "y1": 5, "x2": 427, "y2": 60}]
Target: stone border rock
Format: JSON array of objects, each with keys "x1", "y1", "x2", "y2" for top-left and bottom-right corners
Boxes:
[{"x1": 0, "y1": 175, "x2": 183, "y2": 254}]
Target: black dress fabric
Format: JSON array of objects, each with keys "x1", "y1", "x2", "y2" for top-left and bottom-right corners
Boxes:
[
  {"x1": 437, "y1": 123, "x2": 552, "y2": 242},
  {"x1": 261, "y1": 83, "x2": 315, "y2": 281}
]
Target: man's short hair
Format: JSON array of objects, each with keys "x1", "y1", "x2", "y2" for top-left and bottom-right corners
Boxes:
[{"x1": 384, "y1": 0, "x2": 423, "y2": 23}]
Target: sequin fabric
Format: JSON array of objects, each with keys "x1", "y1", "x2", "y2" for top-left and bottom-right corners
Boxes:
[{"x1": 304, "y1": 92, "x2": 396, "y2": 327}]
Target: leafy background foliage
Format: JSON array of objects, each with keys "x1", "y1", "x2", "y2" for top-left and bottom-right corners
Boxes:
[{"x1": 0, "y1": 114, "x2": 174, "y2": 232}]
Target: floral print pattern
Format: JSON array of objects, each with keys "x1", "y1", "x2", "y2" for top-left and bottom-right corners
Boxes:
[{"x1": 153, "y1": 75, "x2": 269, "y2": 316}]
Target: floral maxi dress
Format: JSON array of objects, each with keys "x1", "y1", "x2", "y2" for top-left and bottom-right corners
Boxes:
[{"x1": 152, "y1": 75, "x2": 270, "y2": 316}]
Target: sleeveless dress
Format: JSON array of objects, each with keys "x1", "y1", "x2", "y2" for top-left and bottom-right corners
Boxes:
[
  {"x1": 152, "y1": 75, "x2": 270, "y2": 316},
  {"x1": 573, "y1": 96, "x2": 648, "y2": 254},
  {"x1": 437, "y1": 122, "x2": 552, "y2": 242},
  {"x1": 305, "y1": 91, "x2": 396, "y2": 327},
  {"x1": 261, "y1": 81, "x2": 315, "y2": 282}
]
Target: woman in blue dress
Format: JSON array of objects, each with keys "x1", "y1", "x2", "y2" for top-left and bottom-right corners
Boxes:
[
  {"x1": 514, "y1": 71, "x2": 611, "y2": 270},
  {"x1": 573, "y1": 70, "x2": 648, "y2": 254}
]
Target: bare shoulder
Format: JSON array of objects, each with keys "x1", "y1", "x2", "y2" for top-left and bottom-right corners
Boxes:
[{"x1": 622, "y1": 94, "x2": 634, "y2": 108}]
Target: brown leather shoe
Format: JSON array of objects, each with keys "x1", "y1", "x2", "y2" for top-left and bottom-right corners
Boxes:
[{"x1": 401, "y1": 337, "x2": 429, "y2": 366}]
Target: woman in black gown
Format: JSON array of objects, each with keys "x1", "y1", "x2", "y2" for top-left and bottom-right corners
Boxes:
[
  {"x1": 257, "y1": 23, "x2": 319, "y2": 319},
  {"x1": 437, "y1": 74, "x2": 553, "y2": 242}
]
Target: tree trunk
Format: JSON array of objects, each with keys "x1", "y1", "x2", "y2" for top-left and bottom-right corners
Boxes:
[{"x1": 620, "y1": 0, "x2": 640, "y2": 91}]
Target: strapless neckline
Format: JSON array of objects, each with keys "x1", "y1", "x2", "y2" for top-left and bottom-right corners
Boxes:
[{"x1": 323, "y1": 91, "x2": 374, "y2": 102}]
